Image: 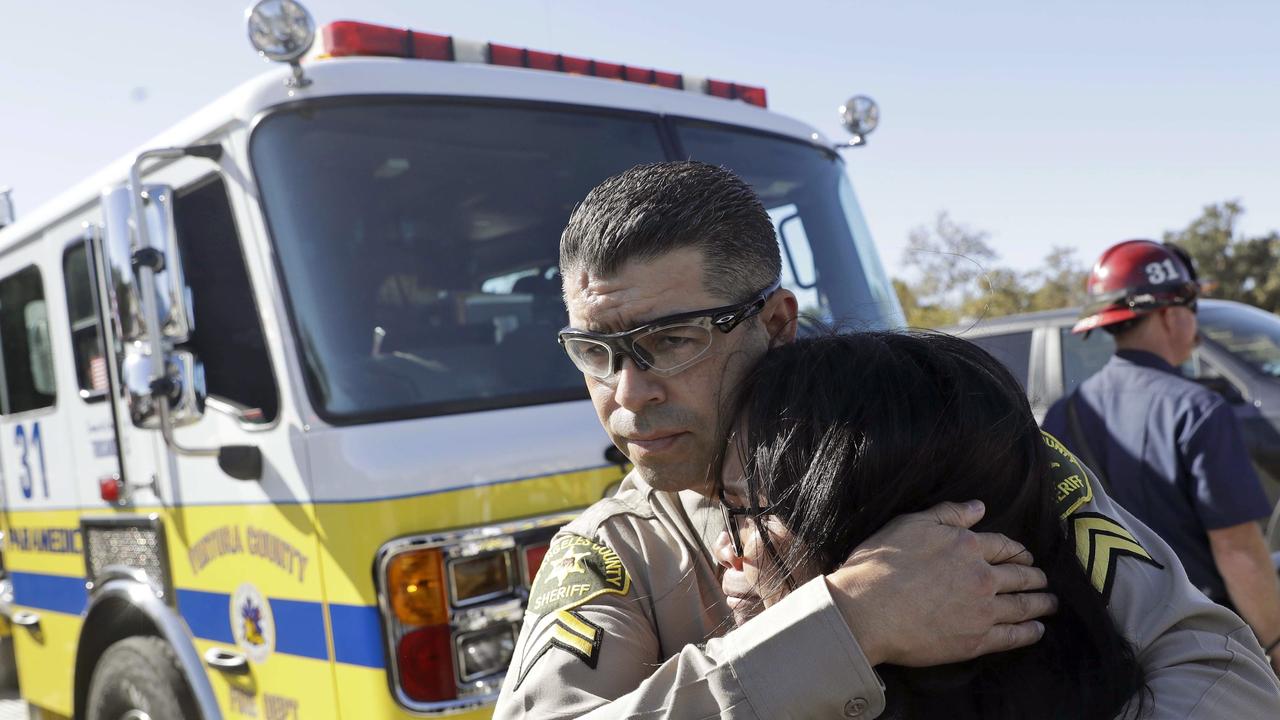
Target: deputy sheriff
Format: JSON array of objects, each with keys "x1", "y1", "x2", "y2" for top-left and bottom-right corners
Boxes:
[
  {"x1": 1044, "y1": 239, "x2": 1280, "y2": 676},
  {"x1": 494, "y1": 164, "x2": 1280, "y2": 718}
]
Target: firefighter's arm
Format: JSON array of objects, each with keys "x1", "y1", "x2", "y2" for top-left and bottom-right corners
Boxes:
[
  {"x1": 1207, "y1": 521, "x2": 1280, "y2": 675},
  {"x1": 1068, "y1": 472, "x2": 1280, "y2": 715},
  {"x1": 1186, "y1": 399, "x2": 1280, "y2": 669}
]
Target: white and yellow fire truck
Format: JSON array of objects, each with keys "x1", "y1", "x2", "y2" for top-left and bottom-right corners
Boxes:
[{"x1": 0, "y1": 1, "x2": 902, "y2": 718}]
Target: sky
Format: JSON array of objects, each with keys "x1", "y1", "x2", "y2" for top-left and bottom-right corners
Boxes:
[{"x1": 1, "y1": 0, "x2": 1277, "y2": 280}]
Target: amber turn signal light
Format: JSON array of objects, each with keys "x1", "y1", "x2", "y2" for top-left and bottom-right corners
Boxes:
[{"x1": 388, "y1": 549, "x2": 448, "y2": 626}]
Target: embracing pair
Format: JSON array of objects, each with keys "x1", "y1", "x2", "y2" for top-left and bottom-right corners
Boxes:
[{"x1": 494, "y1": 162, "x2": 1280, "y2": 719}]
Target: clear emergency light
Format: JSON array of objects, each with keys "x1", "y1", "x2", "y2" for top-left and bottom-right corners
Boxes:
[
  {"x1": 316, "y1": 20, "x2": 769, "y2": 108},
  {"x1": 246, "y1": 0, "x2": 316, "y2": 88}
]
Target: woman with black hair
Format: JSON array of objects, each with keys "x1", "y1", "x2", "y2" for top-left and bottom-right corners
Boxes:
[{"x1": 714, "y1": 330, "x2": 1148, "y2": 719}]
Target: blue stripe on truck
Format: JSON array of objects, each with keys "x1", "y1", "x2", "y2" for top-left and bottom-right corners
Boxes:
[
  {"x1": 7, "y1": 575, "x2": 378, "y2": 667},
  {"x1": 177, "y1": 588, "x2": 330, "y2": 661},
  {"x1": 176, "y1": 588, "x2": 236, "y2": 644},
  {"x1": 9, "y1": 571, "x2": 87, "y2": 615},
  {"x1": 329, "y1": 602, "x2": 387, "y2": 668}
]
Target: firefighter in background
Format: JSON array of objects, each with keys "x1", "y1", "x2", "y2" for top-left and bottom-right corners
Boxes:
[{"x1": 1043, "y1": 239, "x2": 1280, "y2": 675}]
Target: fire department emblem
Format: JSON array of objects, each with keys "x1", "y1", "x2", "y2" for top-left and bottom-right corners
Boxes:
[{"x1": 230, "y1": 582, "x2": 275, "y2": 663}]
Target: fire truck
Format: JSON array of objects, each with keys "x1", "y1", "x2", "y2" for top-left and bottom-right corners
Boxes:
[{"x1": 0, "y1": 1, "x2": 902, "y2": 718}]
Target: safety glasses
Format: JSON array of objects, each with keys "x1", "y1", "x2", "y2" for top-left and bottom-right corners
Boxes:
[{"x1": 558, "y1": 279, "x2": 780, "y2": 381}]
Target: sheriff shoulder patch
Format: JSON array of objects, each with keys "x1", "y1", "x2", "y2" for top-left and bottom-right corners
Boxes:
[
  {"x1": 515, "y1": 534, "x2": 632, "y2": 686},
  {"x1": 1041, "y1": 432, "x2": 1162, "y2": 598},
  {"x1": 1069, "y1": 511, "x2": 1163, "y2": 600},
  {"x1": 1042, "y1": 430, "x2": 1093, "y2": 519}
]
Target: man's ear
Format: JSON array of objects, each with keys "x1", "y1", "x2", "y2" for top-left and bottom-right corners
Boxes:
[{"x1": 762, "y1": 288, "x2": 799, "y2": 347}]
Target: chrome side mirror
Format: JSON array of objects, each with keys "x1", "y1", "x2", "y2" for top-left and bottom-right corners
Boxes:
[
  {"x1": 100, "y1": 186, "x2": 193, "y2": 343},
  {"x1": 102, "y1": 183, "x2": 206, "y2": 431},
  {"x1": 139, "y1": 186, "x2": 194, "y2": 343},
  {"x1": 100, "y1": 143, "x2": 222, "y2": 436},
  {"x1": 95, "y1": 143, "x2": 256, "y2": 479},
  {"x1": 101, "y1": 188, "x2": 149, "y2": 344},
  {"x1": 122, "y1": 347, "x2": 206, "y2": 429}
]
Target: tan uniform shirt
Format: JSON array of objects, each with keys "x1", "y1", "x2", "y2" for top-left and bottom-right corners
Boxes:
[{"x1": 495, "y1": 436, "x2": 1280, "y2": 719}]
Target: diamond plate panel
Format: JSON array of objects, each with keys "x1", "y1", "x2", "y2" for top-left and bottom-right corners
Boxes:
[{"x1": 82, "y1": 515, "x2": 172, "y2": 601}]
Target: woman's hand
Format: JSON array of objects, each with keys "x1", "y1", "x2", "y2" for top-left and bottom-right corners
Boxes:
[{"x1": 825, "y1": 499, "x2": 1058, "y2": 667}]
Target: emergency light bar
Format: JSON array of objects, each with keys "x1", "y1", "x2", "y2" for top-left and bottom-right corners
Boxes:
[{"x1": 319, "y1": 20, "x2": 768, "y2": 108}]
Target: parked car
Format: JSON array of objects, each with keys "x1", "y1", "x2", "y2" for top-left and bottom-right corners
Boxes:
[{"x1": 944, "y1": 299, "x2": 1280, "y2": 546}]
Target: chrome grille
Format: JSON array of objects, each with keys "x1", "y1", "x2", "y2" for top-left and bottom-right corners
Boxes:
[{"x1": 82, "y1": 515, "x2": 172, "y2": 601}]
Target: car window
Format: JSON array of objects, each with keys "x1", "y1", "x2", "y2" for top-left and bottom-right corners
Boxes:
[
  {"x1": 969, "y1": 331, "x2": 1032, "y2": 389},
  {"x1": 63, "y1": 241, "x2": 108, "y2": 400},
  {"x1": 1182, "y1": 350, "x2": 1246, "y2": 402},
  {"x1": 172, "y1": 176, "x2": 279, "y2": 423},
  {"x1": 1060, "y1": 328, "x2": 1114, "y2": 395},
  {"x1": 1183, "y1": 350, "x2": 1221, "y2": 381},
  {"x1": 0, "y1": 266, "x2": 56, "y2": 413},
  {"x1": 1198, "y1": 303, "x2": 1280, "y2": 378}
]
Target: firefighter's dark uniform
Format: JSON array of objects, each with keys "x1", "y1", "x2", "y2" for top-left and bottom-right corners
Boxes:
[{"x1": 1044, "y1": 349, "x2": 1271, "y2": 606}]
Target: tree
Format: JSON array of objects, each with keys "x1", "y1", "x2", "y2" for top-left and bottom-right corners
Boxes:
[
  {"x1": 960, "y1": 267, "x2": 1033, "y2": 323},
  {"x1": 1028, "y1": 246, "x2": 1089, "y2": 311},
  {"x1": 893, "y1": 278, "x2": 958, "y2": 328},
  {"x1": 1164, "y1": 201, "x2": 1280, "y2": 313},
  {"x1": 897, "y1": 212, "x2": 1003, "y2": 327},
  {"x1": 893, "y1": 203, "x2": 1280, "y2": 329}
]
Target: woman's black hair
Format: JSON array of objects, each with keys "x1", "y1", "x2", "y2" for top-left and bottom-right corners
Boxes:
[{"x1": 727, "y1": 330, "x2": 1147, "y2": 720}]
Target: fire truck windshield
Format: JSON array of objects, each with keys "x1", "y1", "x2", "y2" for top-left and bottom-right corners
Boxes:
[{"x1": 250, "y1": 99, "x2": 903, "y2": 423}]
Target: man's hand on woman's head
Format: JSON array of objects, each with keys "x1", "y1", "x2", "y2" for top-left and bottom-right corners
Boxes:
[{"x1": 825, "y1": 499, "x2": 1058, "y2": 668}]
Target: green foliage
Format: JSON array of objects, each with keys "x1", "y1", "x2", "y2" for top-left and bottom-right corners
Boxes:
[
  {"x1": 1163, "y1": 201, "x2": 1280, "y2": 313},
  {"x1": 893, "y1": 212, "x2": 1088, "y2": 328},
  {"x1": 893, "y1": 202, "x2": 1277, "y2": 329},
  {"x1": 1028, "y1": 245, "x2": 1090, "y2": 311}
]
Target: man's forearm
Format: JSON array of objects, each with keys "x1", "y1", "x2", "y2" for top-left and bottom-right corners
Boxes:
[
  {"x1": 1210, "y1": 522, "x2": 1280, "y2": 650},
  {"x1": 495, "y1": 577, "x2": 885, "y2": 720}
]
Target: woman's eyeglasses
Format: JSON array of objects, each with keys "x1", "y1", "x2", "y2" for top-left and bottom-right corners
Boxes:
[{"x1": 719, "y1": 487, "x2": 776, "y2": 558}]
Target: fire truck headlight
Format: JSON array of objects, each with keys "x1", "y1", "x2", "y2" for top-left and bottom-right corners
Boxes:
[
  {"x1": 245, "y1": 0, "x2": 316, "y2": 63},
  {"x1": 449, "y1": 551, "x2": 513, "y2": 605},
  {"x1": 457, "y1": 624, "x2": 518, "y2": 681}
]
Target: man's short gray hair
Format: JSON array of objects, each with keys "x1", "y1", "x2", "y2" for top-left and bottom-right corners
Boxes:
[{"x1": 559, "y1": 161, "x2": 781, "y2": 302}]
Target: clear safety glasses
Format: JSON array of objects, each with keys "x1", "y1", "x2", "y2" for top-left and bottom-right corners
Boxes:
[{"x1": 558, "y1": 279, "x2": 780, "y2": 381}]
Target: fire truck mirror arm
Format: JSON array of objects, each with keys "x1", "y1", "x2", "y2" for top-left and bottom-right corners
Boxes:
[{"x1": 97, "y1": 144, "x2": 263, "y2": 478}]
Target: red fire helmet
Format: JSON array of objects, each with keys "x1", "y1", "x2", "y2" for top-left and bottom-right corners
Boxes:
[{"x1": 1073, "y1": 239, "x2": 1199, "y2": 334}]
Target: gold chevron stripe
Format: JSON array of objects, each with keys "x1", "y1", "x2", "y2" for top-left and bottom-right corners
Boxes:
[
  {"x1": 1073, "y1": 516, "x2": 1145, "y2": 566},
  {"x1": 515, "y1": 608, "x2": 606, "y2": 688},
  {"x1": 556, "y1": 608, "x2": 598, "y2": 640},
  {"x1": 549, "y1": 608, "x2": 602, "y2": 664},
  {"x1": 551, "y1": 622, "x2": 595, "y2": 657},
  {"x1": 1071, "y1": 513, "x2": 1160, "y2": 598}
]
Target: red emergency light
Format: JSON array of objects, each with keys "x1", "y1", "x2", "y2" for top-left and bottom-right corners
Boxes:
[{"x1": 319, "y1": 20, "x2": 767, "y2": 108}]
